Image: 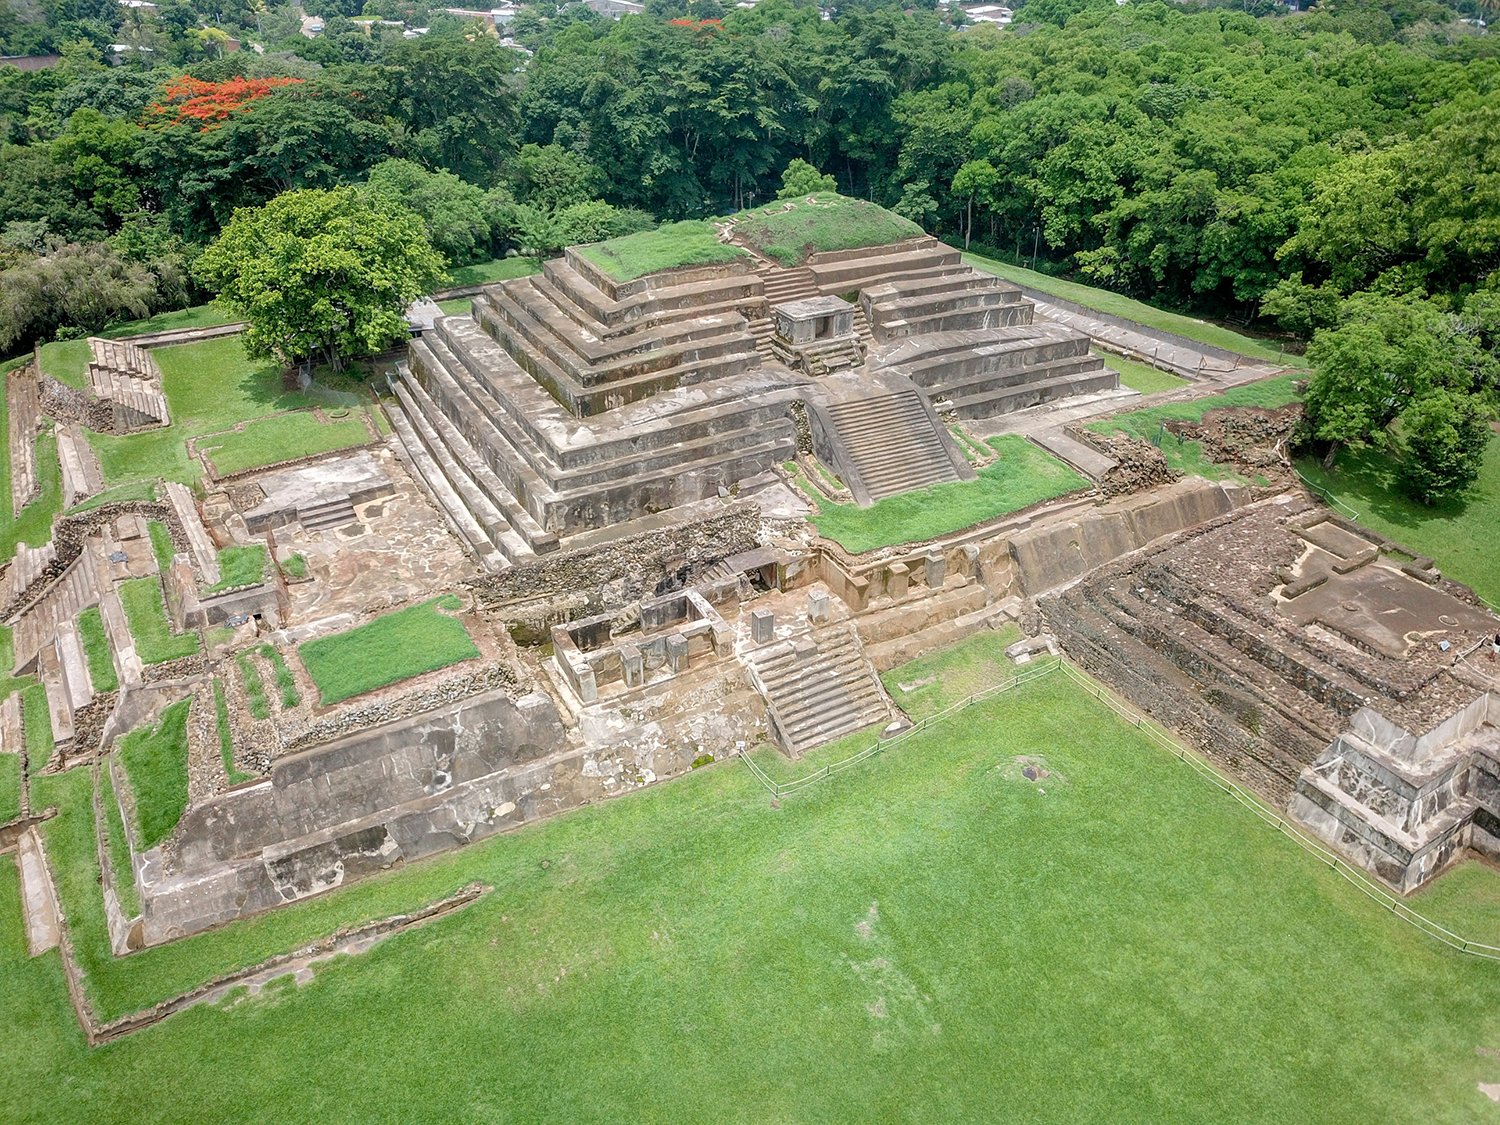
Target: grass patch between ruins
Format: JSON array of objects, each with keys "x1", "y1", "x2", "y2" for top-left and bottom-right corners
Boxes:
[
  {"x1": 197, "y1": 411, "x2": 372, "y2": 477},
  {"x1": 1093, "y1": 349, "x2": 1188, "y2": 395},
  {"x1": 11, "y1": 658, "x2": 1500, "y2": 1119},
  {"x1": 21, "y1": 681, "x2": 53, "y2": 775},
  {"x1": 118, "y1": 697, "x2": 192, "y2": 850},
  {"x1": 1086, "y1": 372, "x2": 1302, "y2": 481},
  {"x1": 87, "y1": 336, "x2": 366, "y2": 488},
  {"x1": 33, "y1": 304, "x2": 239, "y2": 389},
  {"x1": 963, "y1": 252, "x2": 1294, "y2": 365},
  {"x1": 66, "y1": 480, "x2": 159, "y2": 515},
  {"x1": 147, "y1": 519, "x2": 175, "y2": 573},
  {"x1": 1298, "y1": 433, "x2": 1500, "y2": 606},
  {"x1": 100, "y1": 767, "x2": 142, "y2": 917},
  {"x1": 202, "y1": 545, "x2": 268, "y2": 595},
  {"x1": 807, "y1": 435, "x2": 1089, "y2": 554},
  {"x1": 576, "y1": 220, "x2": 750, "y2": 282},
  {"x1": 118, "y1": 578, "x2": 199, "y2": 665},
  {"x1": 444, "y1": 256, "x2": 541, "y2": 288},
  {"x1": 0, "y1": 752, "x2": 19, "y2": 822},
  {"x1": 76, "y1": 608, "x2": 118, "y2": 694},
  {"x1": 0, "y1": 427, "x2": 63, "y2": 564},
  {"x1": 298, "y1": 594, "x2": 477, "y2": 706},
  {"x1": 880, "y1": 624, "x2": 1024, "y2": 721},
  {"x1": 732, "y1": 193, "x2": 924, "y2": 267},
  {"x1": 213, "y1": 678, "x2": 252, "y2": 784}
]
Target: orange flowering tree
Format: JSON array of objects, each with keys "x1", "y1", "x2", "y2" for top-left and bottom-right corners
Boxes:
[{"x1": 147, "y1": 76, "x2": 305, "y2": 130}]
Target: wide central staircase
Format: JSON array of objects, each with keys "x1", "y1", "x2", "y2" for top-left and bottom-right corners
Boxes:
[
  {"x1": 743, "y1": 623, "x2": 892, "y2": 754},
  {"x1": 822, "y1": 392, "x2": 965, "y2": 502}
]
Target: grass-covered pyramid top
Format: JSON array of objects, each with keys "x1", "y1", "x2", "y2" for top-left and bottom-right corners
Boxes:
[{"x1": 576, "y1": 194, "x2": 924, "y2": 282}]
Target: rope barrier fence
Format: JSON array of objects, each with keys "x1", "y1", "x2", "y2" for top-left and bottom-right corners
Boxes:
[{"x1": 740, "y1": 652, "x2": 1500, "y2": 961}]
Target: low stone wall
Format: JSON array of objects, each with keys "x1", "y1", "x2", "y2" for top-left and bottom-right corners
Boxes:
[{"x1": 138, "y1": 683, "x2": 707, "y2": 943}]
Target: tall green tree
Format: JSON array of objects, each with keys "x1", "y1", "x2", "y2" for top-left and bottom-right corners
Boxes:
[{"x1": 197, "y1": 187, "x2": 445, "y2": 371}]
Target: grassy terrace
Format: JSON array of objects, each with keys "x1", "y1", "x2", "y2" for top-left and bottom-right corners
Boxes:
[
  {"x1": 88, "y1": 335, "x2": 372, "y2": 488},
  {"x1": 1093, "y1": 348, "x2": 1188, "y2": 395},
  {"x1": 8, "y1": 637, "x2": 1500, "y2": 1119},
  {"x1": 118, "y1": 698, "x2": 192, "y2": 849},
  {"x1": 964, "y1": 253, "x2": 1294, "y2": 366},
  {"x1": 1087, "y1": 373, "x2": 1302, "y2": 481},
  {"x1": 0, "y1": 751, "x2": 18, "y2": 822},
  {"x1": 443, "y1": 256, "x2": 541, "y2": 288},
  {"x1": 118, "y1": 578, "x2": 199, "y2": 665},
  {"x1": 198, "y1": 411, "x2": 371, "y2": 478},
  {"x1": 33, "y1": 302, "x2": 239, "y2": 390},
  {"x1": 577, "y1": 220, "x2": 749, "y2": 283},
  {"x1": 298, "y1": 594, "x2": 477, "y2": 706},
  {"x1": 202, "y1": 545, "x2": 268, "y2": 595},
  {"x1": 732, "y1": 193, "x2": 924, "y2": 267},
  {"x1": 99, "y1": 768, "x2": 141, "y2": 917},
  {"x1": 76, "y1": 607, "x2": 118, "y2": 693},
  {"x1": 1300, "y1": 433, "x2": 1500, "y2": 606},
  {"x1": 804, "y1": 435, "x2": 1088, "y2": 554}
]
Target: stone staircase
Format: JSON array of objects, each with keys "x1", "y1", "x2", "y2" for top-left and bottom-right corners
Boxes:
[
  {"x1": 164, "y1": 481, "x2": 220, "y2": 586},
  {"x1": 11, "y1": 554, "x2": 102, "y2": 675},
  {"x1": 744, "y1": 623, "x2": 891, "y2": 754},
  {"x1": 87, "y1": 338, "x2": 169, "y2": 432},
  {"x1": 823, "y1": 392, "x2": 965, "y2": 502},
  {"x1": 754, "y1": 265, "x2": 819, "y2": 363},
  {"x1": 2, "y1": 540, "x2": 57, "y2": 613},
  {"x1": 298, "y1": 496, "x2": 358, "y2": 533},
  {"x1": 7, "y1": 366, "x2": 43, "y2": 513}
]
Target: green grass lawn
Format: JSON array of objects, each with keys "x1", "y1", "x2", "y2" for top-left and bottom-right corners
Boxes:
[
  {"x1": 436, "y1": 297, "x2": 473, "y2": 316},
  {"x1": 1087, "y1": 373, "x2": 1302, "y2": 481},
  {"x1": 118, "y1": 578, "x2": 199, "y2": 665},
  {"x1": 880, "y1": 625, "x2": 1023, "y2": 721},
  {"x1": 87, "y1": 336, "x2": 366, "y2": 488},
  {"x1": 99, "y1": 768, "x2": 141, "y2": 916},
  {"x1": 1093, "y1": 348, "x2": 1189, "y2": 395},
  {"x1": 20, "y1": 681, "x2": 53, "y2": 775},
  {"x1": 202, "y1": 545, "x2": 268, "y2": 595},
  {"x1": 733, "y1": 193, "x2": 924, "y2": 268},
  {"x1": 9, "y1": 658, "x2": 1500, "y2": 1120},
  {"x1": 31, "y1": 304, "x2": 238, "y2": 389},
  {"x1": 0, "y1": 752, "x2": 18, "y2": 822},
  {"x1": 66, "y1": 480, "x2": 158, "y2": 516},
  {"x1": 75, "y1": 607, "x2": 118, "y2": 693},
  {"x1": 443, "y1": 256, "x2": 541, "y2": 288},
  {"x1": 809, "y1": 435, "x2": 1089, "y2": 554},
  {"x1": 117, "y1": 697, "x2": 191, "y2": 849},
  {"x1": 1298, "y1": 433, "x2": 1500, "y2": 606},
  {"x1": 197, "y1": 411, "x2": 371, "y2": 477},
  {"x1": 964, "y1": 252, "x2": 1294, "y2": 365},
  {"x1": 577, "y1": 220, "x2": 750, "y2": 282},
  {"x1": 298, "y1": 594, "x2": 477, "y2": 706}
]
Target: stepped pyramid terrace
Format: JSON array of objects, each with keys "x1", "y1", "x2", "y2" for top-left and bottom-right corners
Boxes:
[
  {"x1": 2, "y1": 192, "x2": 1496, "y2": 956},
  {"x1": 387, "y1": 193, "x2": 1118, "y2": 561}
]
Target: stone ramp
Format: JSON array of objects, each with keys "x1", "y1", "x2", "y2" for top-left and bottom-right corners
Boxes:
[
  {"x1": 16, "y1": 827, "x2": 61, "y2": 956},
  {"x1": 818, "y1": 390, "x2": 969, "y2": 505},
  {"x1": 1030, "y1": 429, "x2": 1117, "y2": 481},
  {"x1": 743, "y1": 623, "x2": 892, "y2": 754},
  {"x1": 163, "y1": 481, "x2": 219, "y2": 587},
  {"x1": 56, "y1": 422, "x2": 104, "y2": 508},
  {"x1": 8, "y1": 365, "x2": 44, "y2": 513}
]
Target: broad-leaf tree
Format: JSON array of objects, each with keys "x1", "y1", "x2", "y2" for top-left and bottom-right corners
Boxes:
[{"x1": 197, "y1": 187, "x2": 445, "y2": 372}]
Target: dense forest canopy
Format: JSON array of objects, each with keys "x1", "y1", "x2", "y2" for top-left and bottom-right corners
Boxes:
[{"x1": 0, "y1": 0, "x2": 1496, "y2": 496}]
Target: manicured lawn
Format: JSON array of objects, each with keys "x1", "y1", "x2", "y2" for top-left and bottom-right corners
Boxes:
[
  {"x1": 732, "y1": 193, "x2": 923, "y2": 267},
  {"x1": 87, "y1": 336, "x2": 366, "y2": 488},
  {"x1": 443, "y1": 257, "x2": 541, "y2": 287},
  {"x1": 202, "y1": 545, "x2": 268, "y2": 594},
  {"x1": 33, "y1": 303, "x2": 238, "y2": 389},
  {"x1": 75, "y1": 608, "x2": 118, "y2": 694},
  {"x1": 809, "y1": 435, "x2": 1088, "y2": 554},
  {"x1": 197, "y1": 411, "x2": 371, "y2": 477},
  {"x1": 1298, "y1": 433, "x2": 1500, "y2": 606},
  {"x1": 99, "y1": 768, "x2": 141, "y2": 916},
  {"x1": 577, "y1": 220, "x2": 750, "y2": 282},
  {"x1": 1093, "y1": 348, "x2": 1188, "y2": 395},
  {"x1": 964, "y1": 252, "x2": 1294, "y2": 365},
  {"x1": 9, "y1": 659, "x2": 1500, "y2": 1120},
  {"x1": 1087, "y1": 372, "x2": 1302, "y2": 480},
  {"x1": 118, "y1": 578, "x2": 199, "y2": 665},
  {"x1": 298, "y1": 594, "x2": 477, "y2": 705},
  {"x1": 879, "y1": 625, "x2": 1023, "y2": 721},
  {"x1": 118, "y1": 698, "x2": 192, "y2": 849},
  {"x1": 436, "y1": 297, "x2": 473, "y2": 316},
  {"x1": 0, "y1": 752, "x2": 18, "y2": 822}
]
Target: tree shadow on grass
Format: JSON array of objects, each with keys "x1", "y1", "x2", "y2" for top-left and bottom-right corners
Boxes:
[{"x1": 1310, "y1": 445, "x2": 1472, "y2": 535}]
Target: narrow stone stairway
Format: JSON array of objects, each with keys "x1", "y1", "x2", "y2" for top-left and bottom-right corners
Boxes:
[
  {"x1": 743, "y1": 623, "x2": 891, "y2": 754},
  {"x1": 823, "y1": 392, "x2": 963, "y2": 502}
]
